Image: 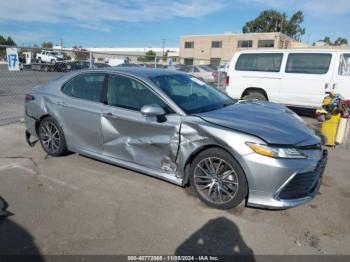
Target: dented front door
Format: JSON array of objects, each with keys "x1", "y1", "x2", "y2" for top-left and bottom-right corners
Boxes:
[
  {"x1": 101, "y1": 73, "x2": 182, "y2": 172},
  {"x1": 101, "y1": 106, "x2": 181, "y2": 172}
]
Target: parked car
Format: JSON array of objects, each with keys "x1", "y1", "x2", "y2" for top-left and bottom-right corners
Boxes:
[
  {"x1": 115, "y1": 63, "x2": 142, "y2": 68},
  {"x1": 93, "y1": 63, "x2": 111, "y2": 68},
  {"x1": 25, "y1": 68, "x2": 327, "y2": 210},
  {"x1": 226, "y1": 49, "x2": 350, "y2": 108},
  {"x1": 179, "y1": 65, "x2": 225, "y2": 86},
  {"x1": 36, "y1": 50, "x2": 64, "y2": 64},
  {"x1": 64, "y1": 61, "x2": 110, "y2": 71}
]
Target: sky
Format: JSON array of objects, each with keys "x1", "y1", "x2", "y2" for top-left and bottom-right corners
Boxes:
[{"x1": 1, "y1": 0, "x2": 350, "y2": 48}]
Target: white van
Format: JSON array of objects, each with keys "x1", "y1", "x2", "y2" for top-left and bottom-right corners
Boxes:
[{"x1": 226, "y1": 49, "x2": 350, "y2": 108}]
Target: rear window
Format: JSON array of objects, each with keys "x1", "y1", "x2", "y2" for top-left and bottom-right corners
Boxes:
[
  {"x1": 339, "y1": 54, "x2": 350, "y2": 76},
  {"x1": 62, "y1": 73, "x2": 105, "y2": 102},
  {"x1": 235, "y1": 53, "x2": 283, "y2": 72},
  {"x1": 286, "y1": 53, "x2": 332, "y2": 74}
]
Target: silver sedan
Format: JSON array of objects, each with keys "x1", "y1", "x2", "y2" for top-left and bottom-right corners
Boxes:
[{"x1": 25, "y1": 68, "x2": 327, "y2": 209}]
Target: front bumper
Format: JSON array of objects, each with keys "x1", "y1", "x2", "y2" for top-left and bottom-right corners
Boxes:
[{"x1": 244, "y1": 149, "x2": 327, "y2": 209}]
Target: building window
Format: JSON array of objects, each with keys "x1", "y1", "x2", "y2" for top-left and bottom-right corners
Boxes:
[
  {"x1": 235, "y1": 53, "x2": 283, "y2": 72},
  {"x1": 184, "y1": 41, "x2": 194, "y2": 48},
  {"x1": 184, "y1": 58, "x2": 194, "y2": 65},
  {"x1": 237, "y1": 40, "x2": 253, "y2": 48},
  {"x1": 286, "y1": 53, "x2": 332, "y2": 74},
  {"x1": 258, "y1": 40, "x2": 275, "y2": 48},
  {"x1": 211, "y1": 41, "x2": 222, "y2": 48},
  {"x1": 210, "y1": 58, "x2": 221, "y2": 66}
]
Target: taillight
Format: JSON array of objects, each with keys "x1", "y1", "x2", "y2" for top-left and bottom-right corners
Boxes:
[
  {"x1": 225, "y1": 76, "x2": 230, "y2": 86},
  {"x1": 25, "y1": 94, "x2": 35, "y2": 103}
]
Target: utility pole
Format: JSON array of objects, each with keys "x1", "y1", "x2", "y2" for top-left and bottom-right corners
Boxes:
[
  {"x1": 161, "y1": 38, "x2": 166, "y2": 56},
  {"x1": 60, "y1": 38, "x2": 63, "y2": 50}
]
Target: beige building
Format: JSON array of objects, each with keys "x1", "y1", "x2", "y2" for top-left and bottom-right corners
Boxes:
[{"x1": 180, "y1": 32, "x2": 308, "y2": 65}]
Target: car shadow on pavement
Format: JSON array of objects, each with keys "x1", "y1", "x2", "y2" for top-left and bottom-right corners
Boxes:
[
  {"x1": 175, "y1": 217, "x2": 255, "y2": 261},
  {"x1": 0, "y1": 196, "x2": 44, "y2": 261}
]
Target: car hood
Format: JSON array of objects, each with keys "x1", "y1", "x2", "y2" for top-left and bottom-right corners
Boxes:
[{"x1": 196, "y1": 100, "x2": 320, "y2": 146}]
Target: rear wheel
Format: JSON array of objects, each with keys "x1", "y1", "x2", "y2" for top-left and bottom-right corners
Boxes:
[
  {"x1": 243, "y1": 91, "x2": 267, "y2": 101},
  {"x1": 189, "y1": 148, "x2": 248, "y2": 209},
  {"x1": 38, "y1": 116, "x2": 68, "y2": 156}
]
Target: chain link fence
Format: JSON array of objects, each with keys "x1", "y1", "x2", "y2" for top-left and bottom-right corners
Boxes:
[{"x1": 0, "y1": 45, "x2": 229, "y2": 125}]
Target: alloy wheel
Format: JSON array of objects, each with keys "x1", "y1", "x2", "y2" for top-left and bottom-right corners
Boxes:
[
  {"x1": 39, "y1": 120, "x2": 61, "y2": 154},
  {"x1": 194, "y1": 157, "x2": 239, "y2": 204}
]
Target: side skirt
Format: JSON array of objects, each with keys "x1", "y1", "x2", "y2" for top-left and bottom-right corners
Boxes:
[{"x1": 73, "y1": 147, "x2": 184, "y2": 186}]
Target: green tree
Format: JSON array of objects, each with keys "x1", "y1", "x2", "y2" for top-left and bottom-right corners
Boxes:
[
  {"x1": 41, "y1": 41, "x2": 53, "y2": 49},
  {"x1": 73, "y1": 46, "x2": 89, "y2": 61},
  {"x1": 316, "y1": 37, "x2": 348, "y2": 46},
  {"x1": 0, "y1": 34, "x2": 17, "y2": 58},
  {"x1": 334, "y1": 37, "x2": 348, "y2": 46},
  {"x1": 323, "y1": 36, "x2": 332, "y2": 45},
  {"x1": 145, "y1": 50, "x2": 156, "y2": 62},
  {"x1": 242, "y1": 10, "x2": 305, "y2": 40}
]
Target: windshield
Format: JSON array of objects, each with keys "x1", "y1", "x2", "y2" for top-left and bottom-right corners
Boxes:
[{"x1": 150, "y1": 74, "x2": 235, "y2": 114}]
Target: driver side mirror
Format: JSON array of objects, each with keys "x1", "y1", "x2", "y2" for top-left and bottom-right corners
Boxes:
[{"x1": 140, "y1": 104, "x2": 166, "y2": 122}]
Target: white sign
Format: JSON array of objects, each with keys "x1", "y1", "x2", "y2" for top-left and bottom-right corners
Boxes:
[{"x1": 6, "y1": 48, "x2": 19, "y2": 71}]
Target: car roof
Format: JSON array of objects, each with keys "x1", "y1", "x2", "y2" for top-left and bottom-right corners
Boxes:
[
  {"x1": 101, "y1": 67, "x2": 186, "y2": 78},
  {"x1": 57, "y1": 67, "x2": 188, "y2": 85}
]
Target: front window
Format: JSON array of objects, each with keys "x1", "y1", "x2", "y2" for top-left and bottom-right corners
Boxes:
[
  {"x1": 107, "y1": 74, "x2": 172, "y2": 113},
  {"x1": 150, "y1": 74, "x2": 235, "y2": 114},
  {"x1": 339, "y1": 54, "x2": 350, "y2": 76}
]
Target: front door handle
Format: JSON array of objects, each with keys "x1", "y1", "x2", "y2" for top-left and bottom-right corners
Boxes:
[
  {"x1": 55, "y1": 101, "x2": 66, "y2": 107},
  {"x1": 102, "y1": 112, "x2": 119, "y2": 120}
]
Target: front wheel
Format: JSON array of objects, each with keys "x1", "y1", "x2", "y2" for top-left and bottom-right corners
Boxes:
[
  {"x1": 38, "y1": 116, "x2": 68, "y2": 156},
  {"x1": 189, "y1": 148, "x2": 248, "y2": 209}
]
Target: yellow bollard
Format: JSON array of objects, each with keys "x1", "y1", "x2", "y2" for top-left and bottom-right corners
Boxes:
[{"x1": 321, "y1": 113, "x2": 341, "y2": 146}]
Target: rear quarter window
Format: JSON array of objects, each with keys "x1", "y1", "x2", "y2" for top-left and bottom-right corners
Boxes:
[
  {"x1": 339, "y1": 54, "x2": 350, "y2": 76},
  {"x1": 235, "y1": 53, "x2": 283, "y2": 72},
  {"x1": 62, "y1": 73, "x2": 105, "y2": 102},
  {"x1": 286, "y1": 53, "x2": 332, "y2": 74}
]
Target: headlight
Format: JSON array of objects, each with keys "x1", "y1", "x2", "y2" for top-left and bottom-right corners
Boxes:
[{"x1": 246, "y1": 142, "x2": 307, "y2": 159}]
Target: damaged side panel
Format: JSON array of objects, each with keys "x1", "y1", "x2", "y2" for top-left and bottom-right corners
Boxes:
[
  {"x1": 101, "y1": 108, "x2": 181, "y2": 174},
  {"x1": 176, "y1": 116, "x2": 261, "y2": 186}
]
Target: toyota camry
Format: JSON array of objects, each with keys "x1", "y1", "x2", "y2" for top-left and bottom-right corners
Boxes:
[{"x1": 25, "y1": 68, "x2": 327, "y2": 209}]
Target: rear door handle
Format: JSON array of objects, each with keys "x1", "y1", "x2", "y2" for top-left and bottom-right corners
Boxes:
[{"x1": 102, "y1": 112, "x2": 119, "y2": 120}]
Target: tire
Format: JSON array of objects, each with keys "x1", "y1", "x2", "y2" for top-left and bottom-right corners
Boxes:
[
  {"x1": 38, "y1": 116, "x2": 68, "y2": 156},
  {"x1": 189, "y1": 148, "x2": 248, "y2": 209},
  {"x1": 243, "y1": 91, "x2": 267, "y2": 101},
  {"x1": 51, "y1": 59, "x2": 56, "y2": 65},
  {"x1": 37, "y1": 57, "x2": 42, "y2": 63}
]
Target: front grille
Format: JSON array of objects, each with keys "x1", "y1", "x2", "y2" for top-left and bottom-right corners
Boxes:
[
  {"x1": 296, "y1": 143, "x2": 322, "y2": 150},
  {"x1": 278, "y1": 172, "x2": 319, "y2": 199},
  {"x1": 278, "y1": 150, "x2": 327, "y2": 200}
]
